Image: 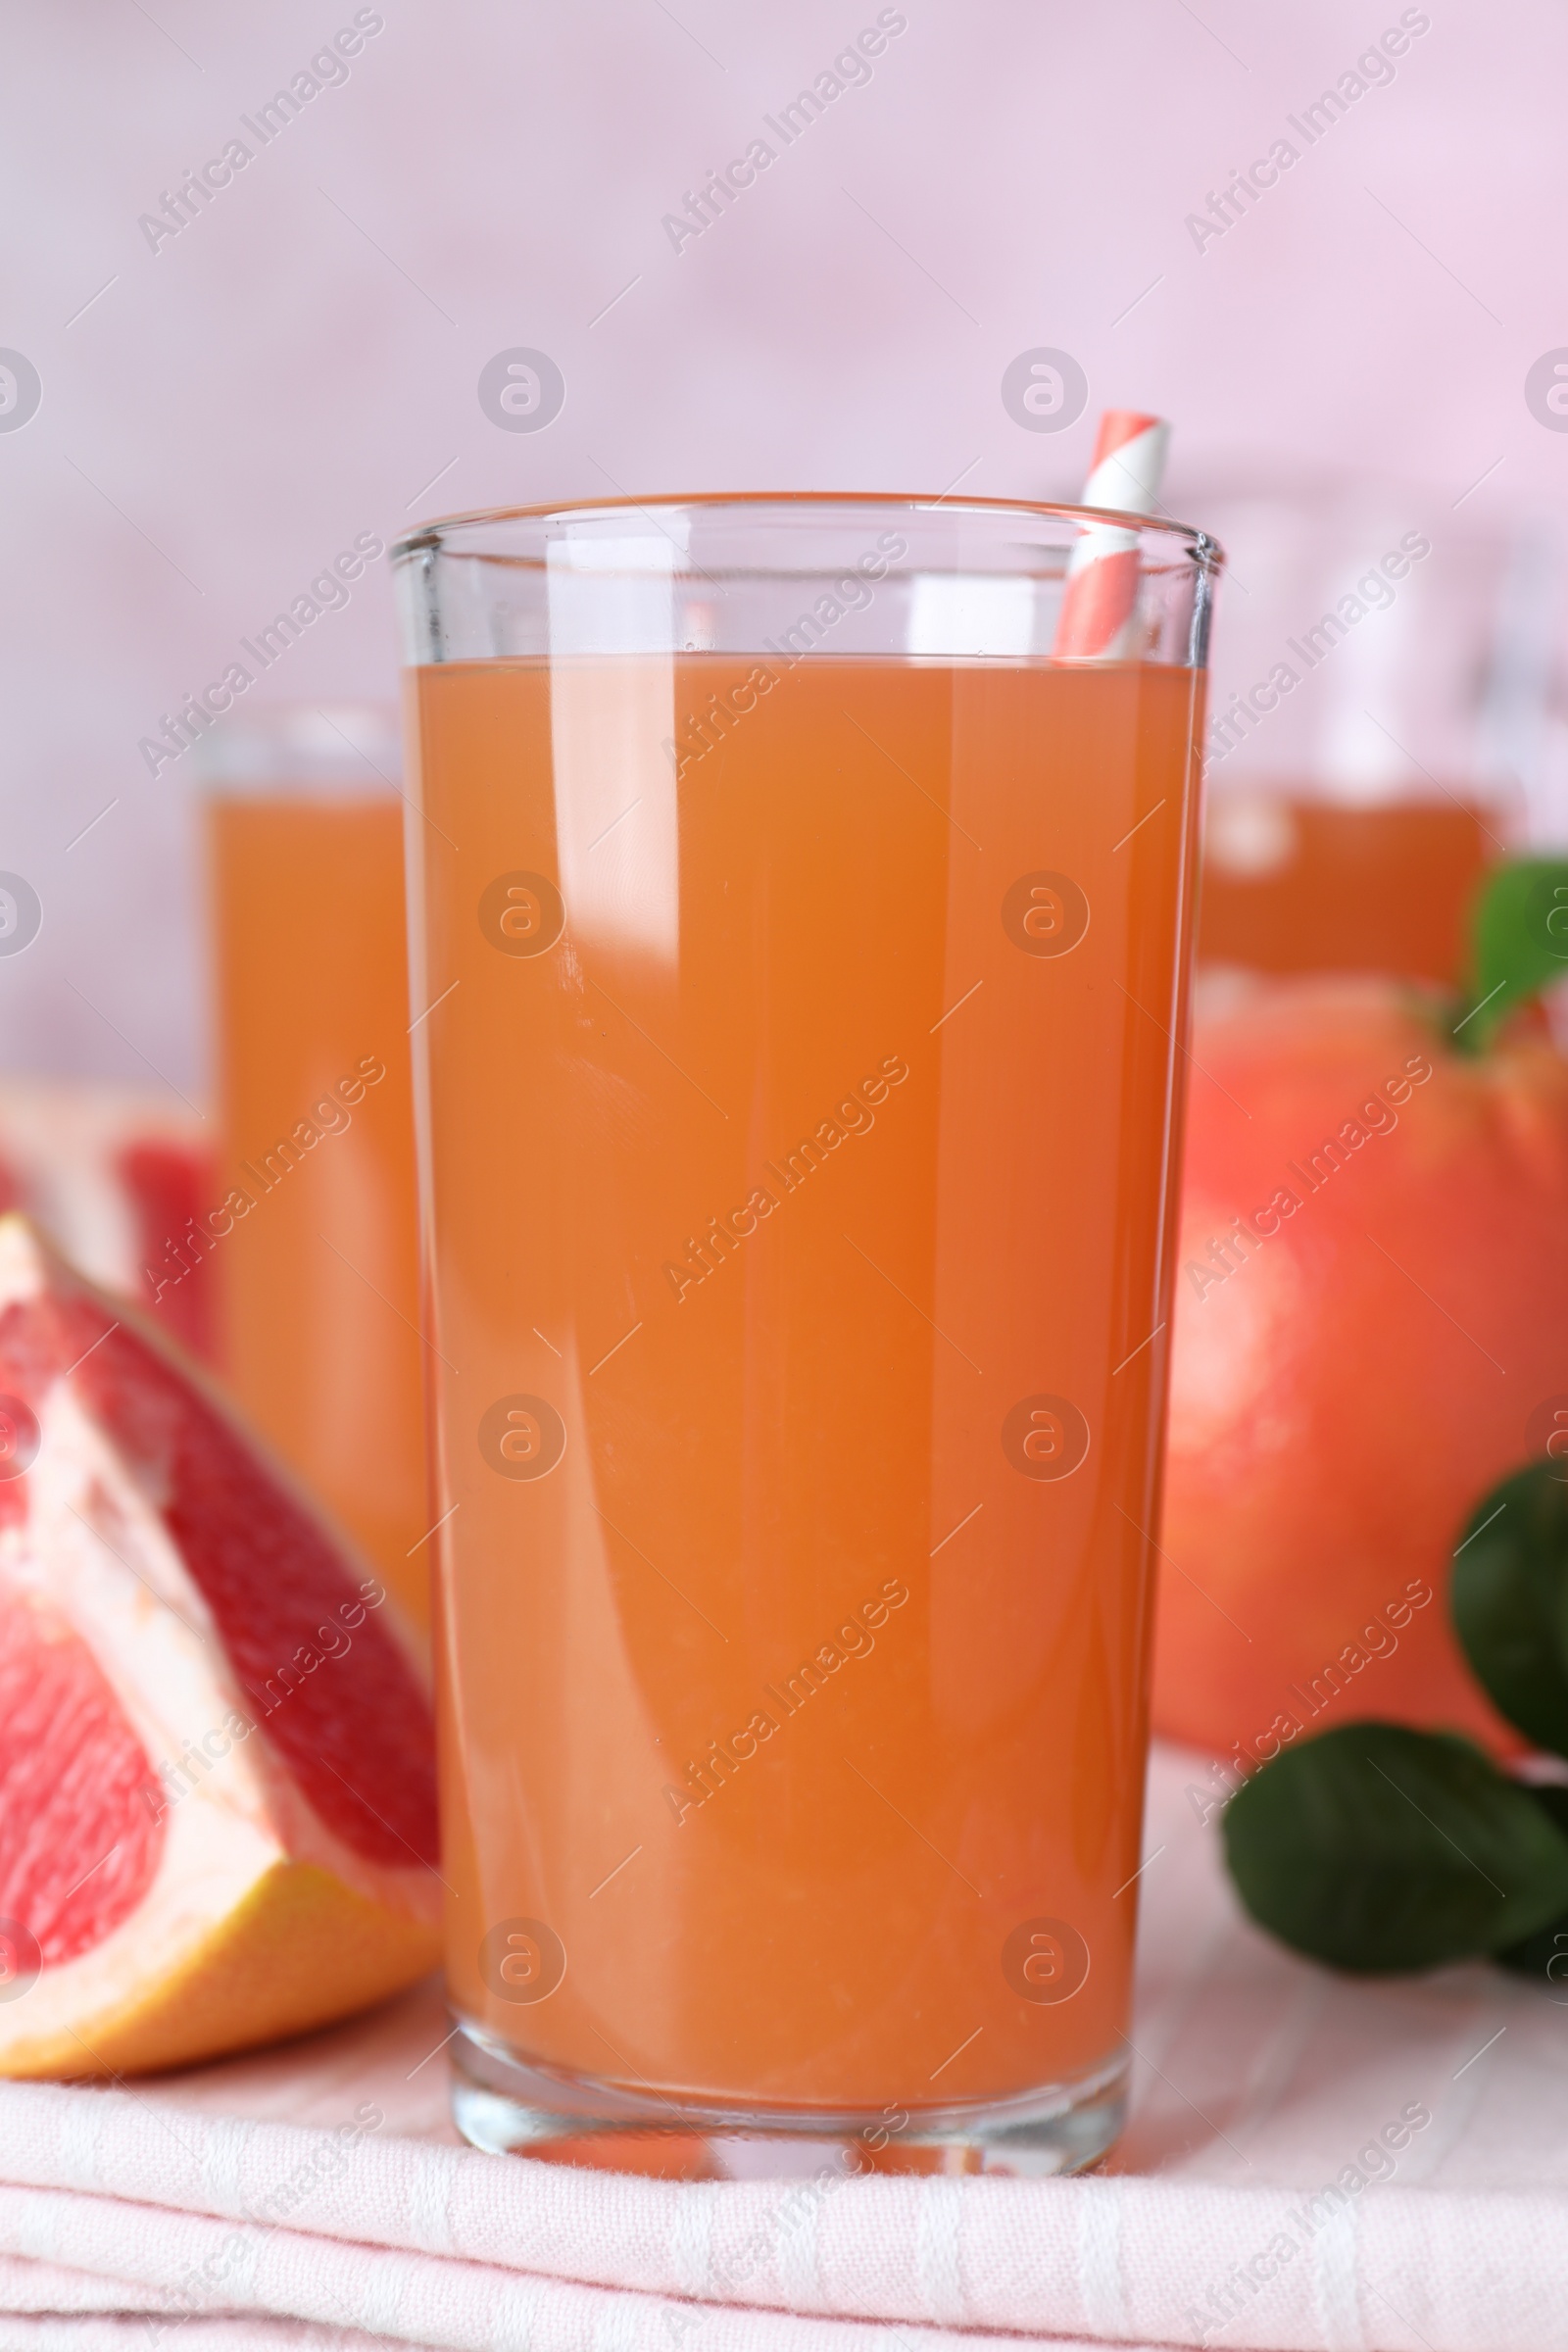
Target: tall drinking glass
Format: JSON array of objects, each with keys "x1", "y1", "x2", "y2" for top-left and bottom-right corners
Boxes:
[
  {"x1": 394, "y1": 495, "x2": 1219, "y2": 2175},
  {"x1": 199, "y1": 707, "x2": 429, "y2": 1633}
]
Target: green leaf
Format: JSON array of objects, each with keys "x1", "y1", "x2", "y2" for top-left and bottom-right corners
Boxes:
[
  {"x1": 1454, "y1": 858, "x2": 1568, "y2": 1053},
  {"x1": 1451, "y1": 1461, "x2": 1568, "y2": 1758},
  {"x1": 1495, "y1": 1785, "x2": 1568, "y2": 1986},
  {"x1": 1221, "y1": 1723, "x2": 1568, "y2": 1973}
]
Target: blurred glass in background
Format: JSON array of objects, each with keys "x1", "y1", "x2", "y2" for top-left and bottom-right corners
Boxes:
[
  {"x1": 196, "y1": 707, "x2": 427, "y2": 1633},
  {"x1": 1191, "y1": 482, "x2": 1568, "y2": 983}
]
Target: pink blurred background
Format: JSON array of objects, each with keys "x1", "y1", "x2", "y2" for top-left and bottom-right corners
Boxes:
[{"x1": 3, "y1": 0, "x2": 1566, "y2": 1094}]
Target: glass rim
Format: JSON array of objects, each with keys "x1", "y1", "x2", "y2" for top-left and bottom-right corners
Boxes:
[
  {"x1": 188, "y1": 700, "x2": 403, "y2": 796},
  {"x1": 391, "y1": 489, "x2": 1224, "y2": 570}
]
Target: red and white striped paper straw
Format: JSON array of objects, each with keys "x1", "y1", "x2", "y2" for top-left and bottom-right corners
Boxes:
[{"x1": 1053, "y1": 410, "x2": 1170, "y2": 660}]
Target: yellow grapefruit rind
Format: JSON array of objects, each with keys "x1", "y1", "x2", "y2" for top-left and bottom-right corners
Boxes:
[{"x1": 0, "y1": 1861, "x2": 438, "y2": 2079}]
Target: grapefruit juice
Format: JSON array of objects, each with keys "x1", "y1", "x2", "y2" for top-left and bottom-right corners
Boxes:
[
  {"x1": 405, "y1": 643, "x2": 1205, "y2": 2156},
  {"x1": 1200, "y1": 791, "x2": 1494, "y2": 983},
  {"x1": 206, "y1": 788, "x2": 428, "y2": 1630}
]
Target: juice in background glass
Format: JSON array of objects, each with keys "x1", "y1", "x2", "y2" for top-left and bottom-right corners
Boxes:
[
  {"x1": 1199, "y1": 792, "x2": 1494, "y2": 982},
  {"x1": 1192, "y1": 487, "x2": 1531, "y2": 982},
  {"x1": 395, "y1": 497, "x2": 1218, "y2": 2173},
  {"x1": 199, "y1": 708, "x2": 429, "y2": 1633}
]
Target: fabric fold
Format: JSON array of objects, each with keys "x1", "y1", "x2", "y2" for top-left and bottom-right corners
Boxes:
[{"x1": 1, "y1": 1749, "x2": 1563, "y2": 2352}]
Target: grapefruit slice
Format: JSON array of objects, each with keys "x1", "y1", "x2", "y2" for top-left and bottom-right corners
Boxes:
[
  {"x1": 0, "y1": 1076, "x2": 217, "y2": 1364},
  {"x1": 0, "y1": 1212, "x2": 440, "y2": 2077}
]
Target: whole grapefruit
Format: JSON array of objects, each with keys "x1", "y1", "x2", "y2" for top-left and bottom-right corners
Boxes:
[{"x1": 1153, "y1": 972, "x2": 1568, "y2": 1762}]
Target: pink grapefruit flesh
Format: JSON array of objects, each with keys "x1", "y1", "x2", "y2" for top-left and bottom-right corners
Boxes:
[{"x1": 0, "y1": 1592, "x2": 165, "y2": 1964}]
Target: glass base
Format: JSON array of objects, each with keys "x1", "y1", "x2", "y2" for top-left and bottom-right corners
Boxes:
[{"x1": 449, "y1": 2017, "x2": 1126, "y2": 2179}]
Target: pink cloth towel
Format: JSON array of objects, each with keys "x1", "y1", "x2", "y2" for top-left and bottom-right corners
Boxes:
[{"x1": 0, "y1": 1745, "x2": 1563, "y2": 2352}]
